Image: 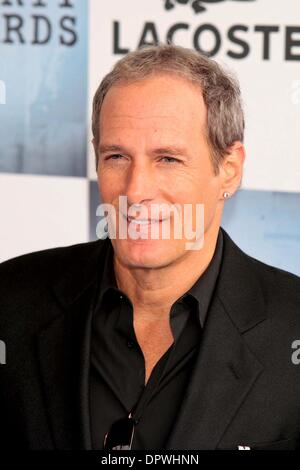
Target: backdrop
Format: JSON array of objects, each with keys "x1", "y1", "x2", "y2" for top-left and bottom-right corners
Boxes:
[{"x1": 0, "y1": 0, "x2": 299, "y2": 274}]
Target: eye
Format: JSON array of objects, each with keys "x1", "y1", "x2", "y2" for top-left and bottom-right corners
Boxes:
[
  {"x1": 159, "y1": 156, "x2": 181, "y2": 163},
  {"x1": 105, "y1": 154, "x2": 124, "y2": 161}
]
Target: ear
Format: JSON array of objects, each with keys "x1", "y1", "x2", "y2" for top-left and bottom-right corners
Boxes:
[{"x1": 218, "y1": 141, "x2": 245, "y2": 199}]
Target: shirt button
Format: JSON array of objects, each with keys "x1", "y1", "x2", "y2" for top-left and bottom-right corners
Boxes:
[{"x1": 127, "y1": 340, "x2": 134, "y2": 348}]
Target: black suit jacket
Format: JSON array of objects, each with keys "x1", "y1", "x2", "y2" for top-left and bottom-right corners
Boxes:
[{"x1": 0, "y1": 227, "x2": 300, "y2": 450}]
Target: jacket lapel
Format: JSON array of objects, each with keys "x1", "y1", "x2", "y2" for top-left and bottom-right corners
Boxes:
[
  {"x1": 164, "y1": 295, "x2": 264, "y2": 449},
  {"x1": 36, "y1": 238, "x2": 107, "y2": 449},
  {"x1": 165, "y1": 228, "x2": 267, "y2": 449}
]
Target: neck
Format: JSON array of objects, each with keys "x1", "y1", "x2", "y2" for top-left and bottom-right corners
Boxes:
[{"x1": 113, "y1": 225, "x2": 221, "y2": 319}]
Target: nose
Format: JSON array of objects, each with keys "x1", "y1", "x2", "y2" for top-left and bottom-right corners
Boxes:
[{"x1": 124, "y1": 160, "x2": 158, "y2": 207}]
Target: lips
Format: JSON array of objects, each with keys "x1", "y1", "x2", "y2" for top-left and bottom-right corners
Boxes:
[
  {"x1": 126, "y1": 215, "x2": 164, "y2": 224},
  {"x1": 121, "y1": 213, "x2": 165, "y2": 224}
]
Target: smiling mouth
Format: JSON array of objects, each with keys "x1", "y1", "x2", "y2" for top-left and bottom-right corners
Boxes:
[{"x1": 122, "y1": 214, "x2": 166, "y2": 225}]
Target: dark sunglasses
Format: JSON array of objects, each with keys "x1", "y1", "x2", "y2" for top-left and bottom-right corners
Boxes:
[{"x1": 103, "y1": 412, "x2": 136, "y2": 450}]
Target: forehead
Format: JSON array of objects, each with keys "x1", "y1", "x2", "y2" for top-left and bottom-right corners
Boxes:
[{"x1": 99, "y1": 74, "x2": 207, "y2": 134}]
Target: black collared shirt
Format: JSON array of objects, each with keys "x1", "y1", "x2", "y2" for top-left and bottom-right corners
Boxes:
[{"x1": 90, "y1": 228, "x2": 224, "y2": 450}]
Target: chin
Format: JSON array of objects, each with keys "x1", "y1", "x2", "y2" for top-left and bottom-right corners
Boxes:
[{"x1": 112, "y1": 238, "x2": 183, "y2": 269}]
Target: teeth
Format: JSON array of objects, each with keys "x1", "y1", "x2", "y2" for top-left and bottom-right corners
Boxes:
[
  {"x1": 122, "y1": 214, "x2": 163, "y2": 224},
  {"x1": 129, "y1": 219, "x2": 158, "y2": 224}
]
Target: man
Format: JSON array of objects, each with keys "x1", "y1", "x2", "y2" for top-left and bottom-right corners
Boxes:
[{"x1": 0, "y1": 44, "x2": 300, "y2": 450}]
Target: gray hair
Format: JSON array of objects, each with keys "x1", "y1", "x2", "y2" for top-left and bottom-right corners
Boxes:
[{"x1": 92, "y1": 43, "x2": 244, "y2": 174}]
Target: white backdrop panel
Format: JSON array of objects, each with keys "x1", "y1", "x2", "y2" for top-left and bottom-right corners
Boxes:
[{"x1": 0, "y1": 174, "x2": 89, "y2": 262}]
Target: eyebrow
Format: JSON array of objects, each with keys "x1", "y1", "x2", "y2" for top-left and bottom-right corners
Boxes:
[
  {"x1": 98, "y1": 144, "x2": 125, "y2": 154},
  {"x1": 98, "y1": 144, "x2": 187, "y2": 156}
]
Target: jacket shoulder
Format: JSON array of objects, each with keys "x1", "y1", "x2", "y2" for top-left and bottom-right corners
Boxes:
[
  {"x1": 222, "y1": 227, "x2": 299, "y2": 281},
  {"x1": 0, "y1": 239, "x2": 107, "y2": 303},
  {"x1": 222, "y1": 229, "x2": 300, "y2": 327},
  {"x1": 244, "y1": 248, "x2": 300, "y2": 285}
]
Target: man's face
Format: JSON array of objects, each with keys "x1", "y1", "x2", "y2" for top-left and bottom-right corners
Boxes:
[{"x1": 96, "y1": 74, "x2": 225, "y2": 269}]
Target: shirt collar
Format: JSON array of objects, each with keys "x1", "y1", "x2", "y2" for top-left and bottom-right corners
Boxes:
[
  {"x1": 97, "y1": 228, "x2": 224, "y2": 328},
  {"x1": 185, "y1": 227, "x2": 223, "y2": 327}
]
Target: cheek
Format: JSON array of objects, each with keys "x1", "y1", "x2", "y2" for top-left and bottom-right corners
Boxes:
[
  {"x1": 97, "y1": 170, "x2": 118, "y2": 202},
  {"x1": 170, "y1": 173, "x2": 215, "y2": 203},
  {"x1": 98, "y1": 171, "x2": 114, "y2": 202},
  {"x1": 173, "y1": 174, "x2": 220, "y2": 223}
]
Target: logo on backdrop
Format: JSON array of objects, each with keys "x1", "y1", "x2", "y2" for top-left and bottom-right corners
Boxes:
[
  {"x1": 113, "y1": 0, "x2": 300, "y2": 61},
  {"x1": 163, "y1": 0, "x2": 256, "y2": 14},
  {"x1": 0, "y1": 0, "x2": 78, "y2": 46}
]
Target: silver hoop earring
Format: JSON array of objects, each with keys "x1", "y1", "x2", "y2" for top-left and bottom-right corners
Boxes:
[{"x1": 223, "y1": 192, "x2": 230, "y2": 199}]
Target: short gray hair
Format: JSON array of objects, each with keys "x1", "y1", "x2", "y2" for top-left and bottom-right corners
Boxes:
[{"x1": 92, "y1": 43, "x2": 244, "y2": 174}]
